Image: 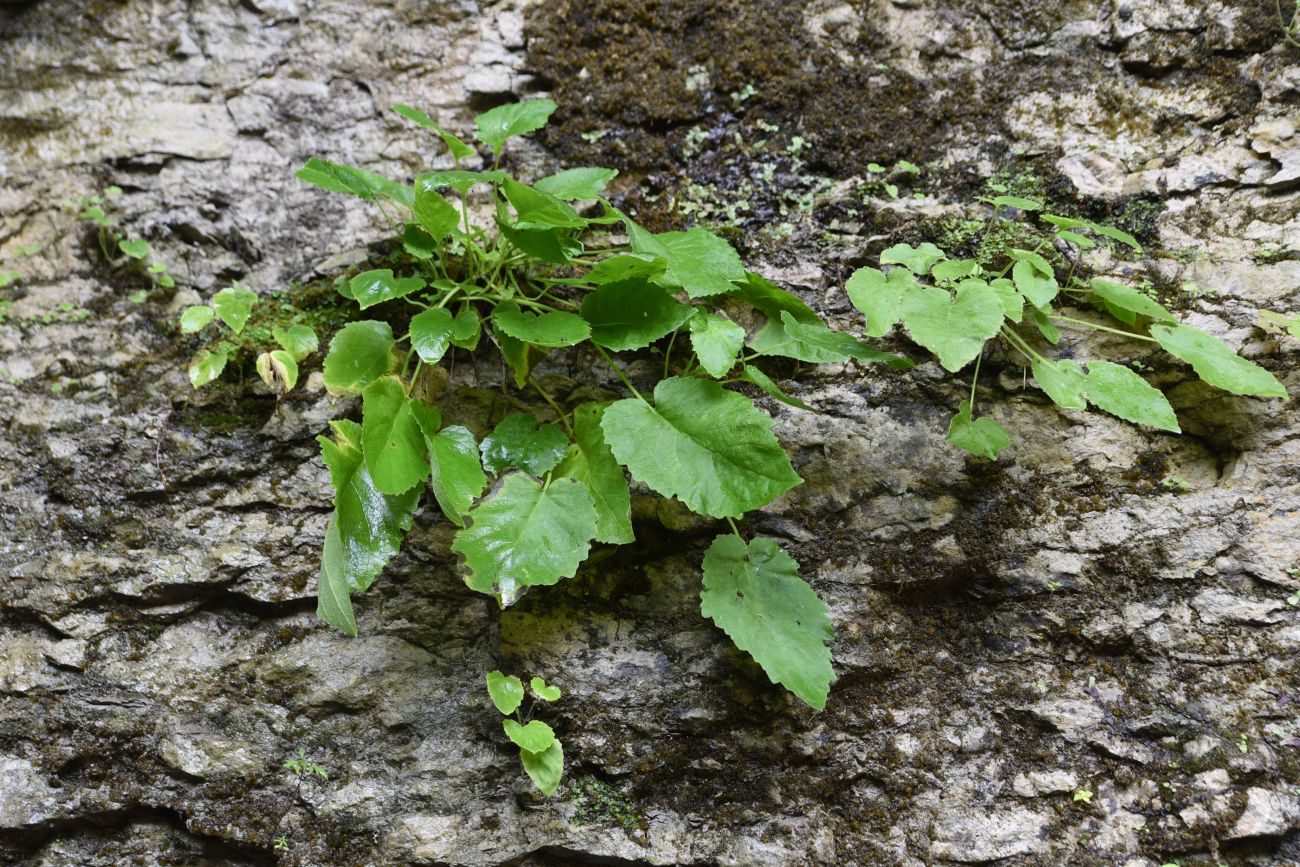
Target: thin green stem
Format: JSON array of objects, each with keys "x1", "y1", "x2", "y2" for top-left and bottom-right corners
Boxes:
[
  {"x1": 592, "y1": 344, "x2": 645, "y2": 402},
  {"x1": 969, "y1": 352, "x2": 982, "y2": 406},
  {"x1": 726, "y1": 516, "x2": 742, "y2": 538},
  {"x1": 1000, "y1": 324, "x2": 1048, "y2": 364},
  {"x1": 1051, "y1": 315, "x2": 1158, "y2": 343},
  {"x1": 663, "y1": 329, "x2": 679, "y2": 379},
  {"x1": 528, "y1": 375, "x2": 574, "y2": 437}
]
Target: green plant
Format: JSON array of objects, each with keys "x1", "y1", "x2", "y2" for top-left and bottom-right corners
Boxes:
[
  {"x1": 180, "y1": 285, "x2": 319, "y2": 394},
  {"x1": 69, "y1": 186, "x2": 177, "y2": 294},
  {"x1": 845, "y1": 197, "x2": 1289, "y2": 459},
  {"x1": 486, "y1": 671, "x2": 565, "y2": 795},
  {"x1": 264, "y1": 99, "x2": 915, "y2": 795},
  {"x1": 273, "y1": 836, "x2": 290, "y2": 852},
  {"x1": 283, "y1": 748, "x2": 328, "y2": 798},
  {"x1": 1280, "y1": 0, "x2": 1300, "y2": 47}
]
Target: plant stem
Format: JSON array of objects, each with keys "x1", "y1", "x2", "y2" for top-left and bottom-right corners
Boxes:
[
  {"x1": 1000, "y1": 324, "x2": 1048, "y2": 364},
  {"x1": 1051, "y1": 315, "x2": 1158, "y2": 343},
  {"x1": 969, "y1": 351, "x2": 982, "y2": 406},
  {"x1": 726, "y1": 516, "x2": 742, "y2": 537},
  {"x1": 529, "y1": 375, "x2": 574, "y2": 436},
  {"x1": 592, "y1": 344, "x2": 645, "y2": 402}
]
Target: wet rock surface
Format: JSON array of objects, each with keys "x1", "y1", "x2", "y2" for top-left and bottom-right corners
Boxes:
[{"x1": 2, "y1": 0, "x2": 1299, "y2": 865}]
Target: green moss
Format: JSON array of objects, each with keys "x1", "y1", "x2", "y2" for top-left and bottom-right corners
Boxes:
[{"x1": 569, "y1": 776, "x2": 646, "y2": 831}]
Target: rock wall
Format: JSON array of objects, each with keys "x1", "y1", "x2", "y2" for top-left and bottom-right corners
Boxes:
[{"x1": 1, "y1": 1, "x2": 1298, "y2": 865}]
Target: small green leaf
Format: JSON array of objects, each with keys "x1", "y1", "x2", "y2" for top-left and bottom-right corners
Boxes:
[
  {"x1": 628, "y1": 222, "x2": 745, "y2": 298},
  {"x1": 318, "y1": 420, "x2": 421, "y2": 591},
  {"x1": 502, "y1": 179, "x2": 587, "y2": 230},
  {"x1": 530, "y1": 676, "x2": 561, "y2": 701},
  {"x1": 362, "y1": 377, "x2": 431, "y2": 494},
  {"x1": 486, "y1": 671, "x2": 525, "y2": 715},
  {"x1": 585, "y1": 253, "x2": 667, "y2": 285},
  {"x1": 475, "y1": 98, "x2": 557, "y2": 155},
  {"x1": 947, "y1": 400, "x2": 1010, "y2": 459},
  {"x1": 493, "y1": 300, "x2": 590, "y2": 347},
  {"x1": 450, "y1": 306, "x2": 481, "y2": 350},
  {"x1": 452, "y1": 473, "x2": 597, "y2": 604},
  {"x1": 555, "y1": 403, "x2": 634, "y2": 544},
  {"x1": 413, "y1": 184, "x2": 461, "y2": 239},
  {"x1": 601, "y1": 377, "x2": 802, "y2": 519},
  {"x1": 1041, "y1": 213, "x2": 1088, "y2": 230},
  {"x1": 779, "y1": 312, "x2": 910, "y2": 367},
  {"x1": 1057, "y1": 230, "x2": 1096, "y2": 249},
  {"x1": 349, "y1": 269, "x2": 426, "y2": 310},
  {"x1": 1012, "y1": 261, "x2": 1058, "y2": 308},
  {"x1": 212, "y1": 284, "x2": 257, "y2": 334},
  {"x1": 417, "y1": 170, "x2": 508, "y2": 196},
  {"x1": 402, "y1": 224, "x2": 437, "y2": 260},
  {"x1": 322, "y1": 320, "x2": 396, "y2": 394},
  {"x1": 256, "y1": 350, "x2": 299, "y2": 393},
  {"x1": 1089, "y1": 278, "x2": 1174, "y2": 322},
  {"x1": 731, "y1": 272, "x2": 840, "y2": 363},
  {"x1": 128, "y1": 290, "x2": 149, "y2": 304},
  {"x1": 1032, "y1": 307, "x2": 1060, "y2": 344},
  {"x1": 296, "y1": 157, "x2": 413, "y2": 207},
  {"x1": 880, "y1": 242, "x2": 946, "y2": 275},
  {"x1": 413, "y1": 418, "x2": 486, "y2": 528},
  {"x1": 900, "y1": 281, "x2": 1003, "y2": 372},
  {"x1": 741, "y1": 364, "x2": 814, "y2": 412},
  {"x1": 1090, "y1": 222, "x2": 1143, "y2": 252},
  {"x1": 392, "y1": 104, "x2": 477, "y2": 161},
  {"x1": 179, "y1": 305, "x2": 215, "y2": 333},
  {"x1": 410, "y1": 307, "x2": 456, "y2": 364},
  {"x1": 188, "y1": 347, "x2": 229, "y2": 388},
  {"x1": 118, "y1": 238, "x2": 149, "y2": 259},
  {"x1": 700, "y1": 535, "x2": 834, "y2": 709},
  {"x1": 1150, "y1": 323, "x2": 1287, "y2": 398},
  {"x1": 845, "y1": 266, "x2": 918, "y2": 337},
  {"x1": 480, "y1": 413, "x2": 569, "y2": 477},
  {"x1": 689, "y1": 311, "x2": 746, "y2": 377},
  {"x1": 988, "y1": 278, "x2": 1024, "y2": 322},
  {"x1": 1008, "y1": 248, "x2": 1054, "y2": 277},
  {"x1": 534, "y1": 167, "x2": 618, "y2": 200},
  {"x1": 494, "y1": 329, "x2": 543, "y2": 389},
  {"x1": 1031, "y1": 358, "x2": 1087, "y2": 410},
  {"x1": 273, "y1": 324, "x2": 319, "y2": 361},
  {"x1": 1084, "y1": 361, "x2": 1180, "y2": 432},
  {"x1": 992, "y1": 194, "x2": 1042, "y2": 211},
  {"x1": 504, "y1": 719, "x2": 556, "y2": 754},
  {"x1": 930, "y1": 259, "x2": 978, "y2": 283},
  {"x1": 519, "y1": 740, "x2": 564, "y2": 796},
  {"x1": 497, "y1": 221, "x2": 583, "y2": 264},
  {"x1": 316, "y1": 516, "x2": 357, "y2": 637},
  {"x1": 580, "y1": 279, "x2": 693, "y2": 351}
]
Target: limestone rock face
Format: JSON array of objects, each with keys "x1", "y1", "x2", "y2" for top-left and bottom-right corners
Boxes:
[{"x1": 2, "y1": 1, "x2": 1299, "y2": 865}]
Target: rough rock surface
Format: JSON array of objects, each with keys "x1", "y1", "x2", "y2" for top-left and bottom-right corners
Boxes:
[{"x1": 2, "y1": 1, "x2": 1299, "y2": 865}]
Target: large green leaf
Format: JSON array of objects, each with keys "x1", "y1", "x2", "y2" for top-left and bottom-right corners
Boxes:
[
  {"x1": 392, "y1": 104, "x2": 477, "y2": 161},
  {"x1": 410, "y1": 307, "x2": 456, "y2": 363},
  {"x1": 900, "y1": 281, "x2": 1003, "y2": 372},
  {"x1": 480, "y1": 413, "x2": 569, "y2": 477},
  {"x1": 416, "y1": 420, "x2": 487, "y2": 528},
  {"x1": 350, "y1": 269, "x2": 427, "y2": 310},
  {"x1": 689, "y1": 311, "x2": 746, "y2": 377},
  {"x1": 580, "y1": 279, "x2": 693, "y2": 350},
  {"x1": 628, "y1": 222, "x2": 745, "y2": 298},
  {"x1": 946, "y1": 400, "x2": 1010, "y2": 459},
  {"x1": 318, "y1": 420, "x2": 420, "y2": 592},
  {"x1": 988, "y1": 278, "x2": 1024, "y2": 323},
  {"x1": 486, "y1": 671, "x2": 524, "y2": 715},
  {"x1": 1031, "y1": 358, "x2": 1087, "y2": 410},
  {"x1": 322, "y1": 320, "x2": 396, "y2": 393},
  {"x1": 779, "y1": 313, "x2": 911, "y2": 368},
  {"x1": 534, "y1": 167, "x2": 618, "y2": 200},
  {"x1": 451, "y1": 473, "x2": 597, "y2": 603},
  {"x1": 845, "y1": 266, "x2": 918, "y2": 337},
  {"x1": 585, "y1": 253, "x2": 666, "y2": 285},
  {"x1": 361, "y1": 377, "x2": 431, "y2": 494},
  {"x1": 1084, "y1": 361, "x2": 1179, "y2": 432},
  {"x1": 502, "y1": 179, "x2": 587, "y2": 230},
  {"x1": 413, "y1": 185, "x2": 461, "y2": 239},
  {"x1": 316, "y1": 516, "x2": 357, "y2": 637},
  {"x1": 213, "y1": 284, "x2": 257, "y2": 334},
  {"x1": 519, "y1": 740, "x2": 564, "y2": 796},
  {"x1": 555, "y1": 403, "x2": 634, "y2": 544},
  {"x1": 296, "y1": 157, "x2": 414, "y2": 207},
  {"x1": 1089, "y1": 279, "x2": 1174, "y2": 322},
  {"x1": 1150, "y1": 323, "x2": 1287, "y2": 398},
  {"x1": 699, "y1": 535, "x2": 834, "y2": 710},
  {"x1": 601, "y1": 377, "x2": 801, "y2": 519},
  {"x1": 504, "y1": 719, "x2": 556, "y2": 753},
  {"x1": 879, "y1": 242, "x2": 945, "y2": 275},
  {"x1": 492, "y1": 300, "x2": 590, "y2": 347},
  {"x1": 475, "y1": 98, "x2": 556, "y2": 155}
]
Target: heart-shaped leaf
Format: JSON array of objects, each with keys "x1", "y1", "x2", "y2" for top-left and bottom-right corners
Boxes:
[
  {"x1": 213, "y1": 284, "x2": 257, "y2": 334},
  {"x1": 273, "y1": 324, "x2": 319, "y2": 361},
  {"x1": 530, "y1": 676, "x2": 561, "y2": 702},
  {"x1": 900, "y1": 281, "x2": 1003, "y2": 372},
  {"x1": 946, "y1": 400, "x2": 1010, "y2": 459},
  {"x1": 480, "y1": 413, "x2": 569, "y2": 477},
  {"x1": 179, "y1": 305, "x2": 215, "y2": 333},
  {"x1": 475, "y1": 98, "x2": 556, "y2": 155},
  {"x1": 486, "y1": 671, "x2": 524, "y2": 715},
  {"x1": 323, "y1": 320, "x2": 395, "y2": 393},
  {"x1": 504, "y1": 719, "x2": 556, "y2": 754},
  {"x1": 350, "y1": 269, "x2": 426, "y2": 310},
  {"x1": 689, "y1": 311, "x2": 746, "y2": 378}
]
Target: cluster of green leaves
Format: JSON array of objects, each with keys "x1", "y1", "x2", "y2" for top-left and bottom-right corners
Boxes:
[
  {"x1": 69, "y1": 187, "x2": 176, "y2": 300},
  {"x1": 180, "y1": 285, "x2": 319, "y2": 394},
  {"x1": 290, "y1": 100, "x2": 912, "y2": 791},
  {"x1": 486, "y1": 671, "x2": 564, "y2": 795},
  {"x1": 845, "y1": 197, "x2": 1289, "y2": 459},
  {"x1": 862, "y1": 159, "x2": 922, "y2": 202}
]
